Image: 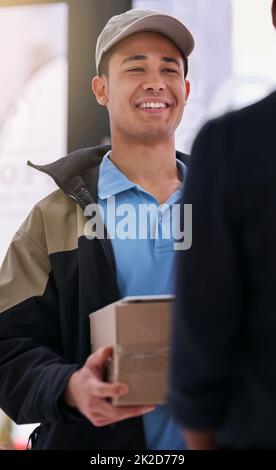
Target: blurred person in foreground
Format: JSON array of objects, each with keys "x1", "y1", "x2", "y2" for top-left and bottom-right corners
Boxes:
[
  {"x1": 0, "y1": 9, "x2": 194, "y2": 449},
  {"x1": 169, "y1": 0, "x2": 276, "y2": 450}
]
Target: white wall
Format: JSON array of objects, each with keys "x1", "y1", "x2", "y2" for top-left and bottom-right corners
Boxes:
[{"x1": 0, "y1": 3, "x2": 68, "y2": 264}]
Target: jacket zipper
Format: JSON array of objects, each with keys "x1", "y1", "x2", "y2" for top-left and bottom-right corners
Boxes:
[{"x1": 67, "y1": 191, "x2": 118, "y2": 282}]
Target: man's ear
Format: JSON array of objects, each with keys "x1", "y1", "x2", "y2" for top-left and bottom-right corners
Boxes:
[
  {"x1": 184, "y1": 80, "x2": 190, "y2": 105},
  {"x1": 91, "y1": 75, "x2": 109, "y2": 106}
]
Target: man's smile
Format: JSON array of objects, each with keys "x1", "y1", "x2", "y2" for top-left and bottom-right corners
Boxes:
[{"x1": 135, "y1": 99, "x2": 172, "y2": 114}]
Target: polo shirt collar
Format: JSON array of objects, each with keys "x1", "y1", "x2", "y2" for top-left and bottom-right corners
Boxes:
[
  {"x1": 98, "y1": 151, "x2": 136, "y2": 199},
  {"x1": 98, "y1": 150, "x2": 187, "y2": 200}
]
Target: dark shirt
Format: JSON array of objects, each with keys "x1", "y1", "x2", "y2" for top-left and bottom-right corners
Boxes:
[{"x1": 169, "y1": 91, "x2": 276, "y2": 449}]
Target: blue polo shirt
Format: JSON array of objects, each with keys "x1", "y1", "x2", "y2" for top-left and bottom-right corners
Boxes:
[{"x1": 98, "y1": 151, "x2": 186, "y2": 450}]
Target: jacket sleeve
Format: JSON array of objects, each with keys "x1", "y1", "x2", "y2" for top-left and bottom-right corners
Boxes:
[
  {"x1": 0, "y1": 204, "x2": 80, "y2": 424},
  {"x1": 169, "y1": 118, "x2": 244, "y2": 429}
]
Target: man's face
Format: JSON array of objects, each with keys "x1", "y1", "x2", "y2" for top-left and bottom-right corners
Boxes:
[{"x1": 93, "y1": 31, "x2": 190, "y2": 145}]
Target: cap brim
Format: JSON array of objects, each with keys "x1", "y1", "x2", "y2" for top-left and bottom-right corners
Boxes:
[{"x1": 102, "y1": 13, "x2": 194, "y2": 60}]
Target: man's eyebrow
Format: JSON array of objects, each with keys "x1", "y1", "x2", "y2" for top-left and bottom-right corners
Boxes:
[
  {"x1": 161, "y1": 57, "x2": 181, "y2": 67},
  {"x1": 121, "y1": 55, "x2": 147, "y2": 65},
  {"x1": 120, "y1": 55, "x2": 181, "y2": 66}
]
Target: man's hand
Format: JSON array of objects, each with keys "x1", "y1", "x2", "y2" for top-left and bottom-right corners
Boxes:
[{"x1": 64, "y1": 346, "x2": 155, "y2": 427}]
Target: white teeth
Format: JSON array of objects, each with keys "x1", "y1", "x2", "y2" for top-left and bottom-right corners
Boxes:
[{"x1": 139, "y1": 102, "x2": 167, "y2": 109}]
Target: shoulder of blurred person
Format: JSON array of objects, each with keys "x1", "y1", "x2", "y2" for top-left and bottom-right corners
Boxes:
[{"x1": 183, "y1": 90, "x2": 276, "y2": 205}]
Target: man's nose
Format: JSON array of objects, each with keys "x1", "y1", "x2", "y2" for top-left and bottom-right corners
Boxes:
[{"x1": 142, "y1": 73, "x2": 166, "y2": 92}]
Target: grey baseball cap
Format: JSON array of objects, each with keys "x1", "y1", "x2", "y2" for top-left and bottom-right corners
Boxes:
[{"x1": 95, "y1": 9, "x2": 195, "y2": 74}]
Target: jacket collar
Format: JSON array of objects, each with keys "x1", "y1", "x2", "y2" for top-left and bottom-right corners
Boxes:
[{"x1": 28, "y1": 145, "x2": 191, "y2": 209}]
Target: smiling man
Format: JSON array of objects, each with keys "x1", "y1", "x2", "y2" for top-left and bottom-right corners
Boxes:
[{"x1": 0, "y1": 9, "x2": 194, "y2": 450}]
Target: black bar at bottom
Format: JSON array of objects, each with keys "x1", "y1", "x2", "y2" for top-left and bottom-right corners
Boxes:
[{"x1": 0, "y1": 449, "x2": 274, "y2": 468}]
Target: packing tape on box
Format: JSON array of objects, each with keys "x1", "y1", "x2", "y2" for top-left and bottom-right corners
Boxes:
[
  {"x1": 115, "y1": 344, "x2": 170, "y2": 360},
  {"x1": 109, "y1": 344, "x2": 170, "y2": 376}
]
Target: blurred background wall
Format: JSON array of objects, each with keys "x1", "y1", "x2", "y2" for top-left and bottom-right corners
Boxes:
[{"x1": 0, "y1": 0, "x2": 275, "y2": 449}]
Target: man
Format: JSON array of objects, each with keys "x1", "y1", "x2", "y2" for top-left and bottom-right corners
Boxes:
[
  {"x1": 169, "y1": 0, "x2": 276, "y2": 450},
  {"x1": 0, "y1": 9, "x2": 194, "y2": 449}
]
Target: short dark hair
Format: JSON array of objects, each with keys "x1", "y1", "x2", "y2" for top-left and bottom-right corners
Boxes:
[
  {"x1": 182, "y1": 56, "x2": 188, "y2": 79},
  {"x1": 273, "y1": 0, "x2": 276, "y2": 28},
  {"x1": 98, "y1": 46, "x2": 189, "y2": 79},
  {"x1": 98, "y1": 48, "x2": 115, "y2": 78}
]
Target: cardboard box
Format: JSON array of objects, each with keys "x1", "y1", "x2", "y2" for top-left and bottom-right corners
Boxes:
[{"x1": 89, "y1": 295, "x2": 173, "y2": 406}]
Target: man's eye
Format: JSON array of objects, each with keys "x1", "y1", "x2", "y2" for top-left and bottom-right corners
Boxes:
[
  {"x1": 127, "y1": 67, "x2": 144, "y2": 72},
  {"x1": 163, "y1": 68, "x2": 178, "y2": 73}
]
